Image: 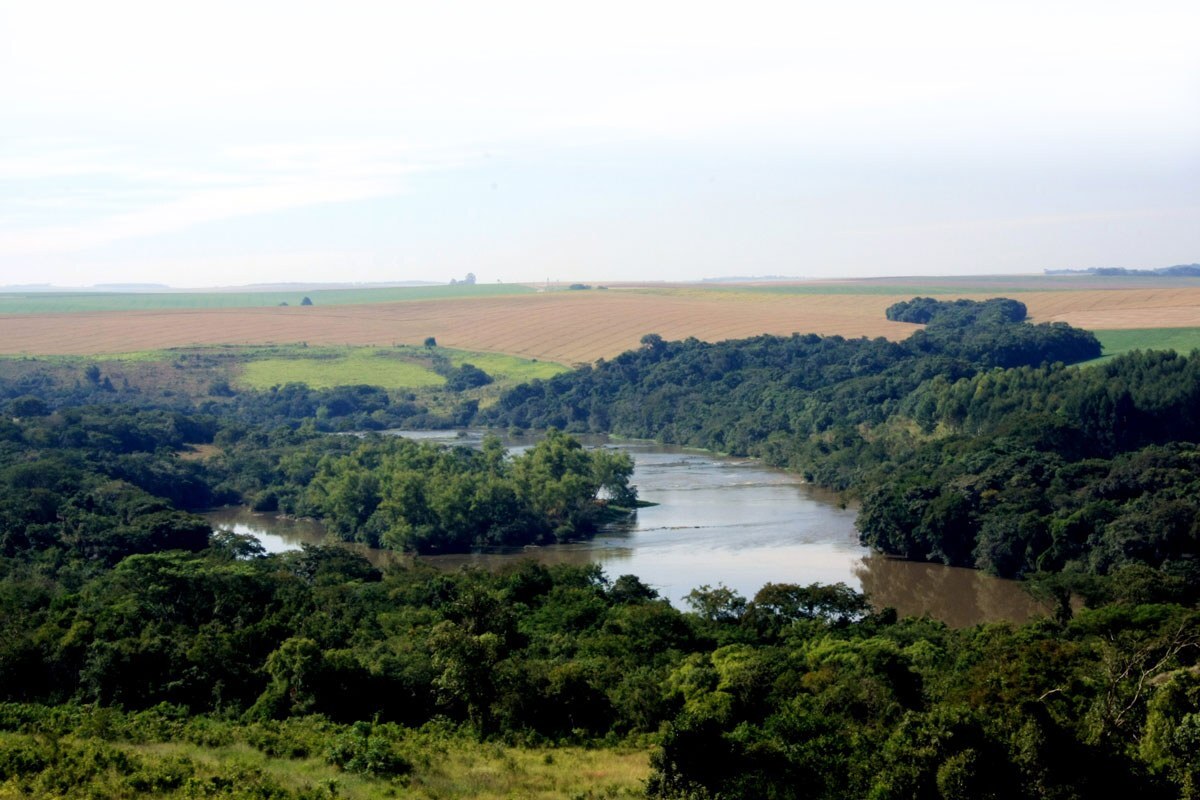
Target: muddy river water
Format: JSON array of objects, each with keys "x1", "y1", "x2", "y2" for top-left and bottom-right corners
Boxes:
[{"x1": 205, "y1": 431, "x2": 1049, "y2": 627}]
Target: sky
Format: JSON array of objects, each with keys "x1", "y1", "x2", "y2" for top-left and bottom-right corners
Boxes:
[{"x1": 1, "y1": 0, "x2": 1198, "y2": 288}]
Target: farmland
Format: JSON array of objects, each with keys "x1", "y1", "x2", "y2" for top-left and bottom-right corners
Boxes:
[
  {"x1": 236, "y1": 345, "x2": 566, "y2": 390},
  {"x1": 0, "y1": 283, "x2": 532, "y2": 314},
  {"x1": 238, "y1": 348, "x2": 448, "y2": 390},
  {"x1": 1089, "y1": 327, "x2": 1200, "y2": 363},
  {"x1": 2, "y1": 280, "x2": 1200, "y2": 365}
]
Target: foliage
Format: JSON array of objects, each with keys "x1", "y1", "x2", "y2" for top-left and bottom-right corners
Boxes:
[
  {"x1": 3, "y1": 295, "x2": 1200, "y2": 797},
  {"x1": 444, "y1": 363, "x2": 494, "y2": 392},
  {"x1": 297, "y1": 430, "x2": 636, "y2": 552}
]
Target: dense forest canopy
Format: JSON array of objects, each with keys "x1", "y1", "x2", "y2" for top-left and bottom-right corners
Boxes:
[
  {"x1": 2, "y1": 538, "x2": 1198, "y2": 798},
  {"x1": 0, "y1": 403, "x2": 633, "y2": 558}
]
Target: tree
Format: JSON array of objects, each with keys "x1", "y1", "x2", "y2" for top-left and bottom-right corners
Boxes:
[
  {"x1": 300, "y1": 296, "x2": 313, "y2": 306},
  {"x1": 8, "y1": 396, "x2": 49, "y2": 417},
  {"x1": 252, "y1": 637, "x2": 326, "y2": 717},
  {"x1": 424, "y1": 337, "x2": 437, "y2": 349},
  {"x1": 445, "y1": 363, "x2": 493, "y2": 391},
  {"x1": 464, "y1": 272, "x2": 477, "y2": 285}
]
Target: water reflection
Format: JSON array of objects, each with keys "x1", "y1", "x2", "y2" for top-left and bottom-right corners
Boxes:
[
  {"x1": 203, "y1": 434, "x2": 1051, "y2": 627},
  {"x1": 855, "y1": 555, "x2": 1050, "y2": 627},
  {"x1": 204, "y1": 507, "x2": 405, "y2": 569}
]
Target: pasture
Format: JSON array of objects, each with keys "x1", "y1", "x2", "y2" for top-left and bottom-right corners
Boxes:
[
  {"x1": 4, "y1": 280, "x2": 1200, "y2": 365},
  {"x1": 1091, "y1": 327, "x2": 1200, "y2": 363},
  {"x1": 238, "y1": 348, "x2": 447, "y2": 390},
  {"x1": 236, "y1": 345, "x2": 566, "y2": 390}
]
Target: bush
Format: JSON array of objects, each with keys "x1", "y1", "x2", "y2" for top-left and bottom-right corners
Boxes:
[{"x1": 326, "y1": 722, "x2": 413, "y2": 778}]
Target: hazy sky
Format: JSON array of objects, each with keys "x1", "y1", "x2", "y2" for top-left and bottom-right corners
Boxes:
[{"x1": 2, "y1": 0, "x2": 1198, "y2": 287}]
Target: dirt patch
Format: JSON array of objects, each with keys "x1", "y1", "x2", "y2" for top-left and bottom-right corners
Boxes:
[{"x1": 178, "y1": 444, "x2": 222, "y2": 462}]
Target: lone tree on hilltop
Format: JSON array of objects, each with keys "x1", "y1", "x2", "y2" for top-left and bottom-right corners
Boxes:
[{"x1": 300, "y1": 296, "x2": 313, "y2": 306}]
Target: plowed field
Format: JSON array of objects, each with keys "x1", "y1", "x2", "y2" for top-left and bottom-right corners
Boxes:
[{"x1": 2, "y1": 285, "x2": 1198, "y2": 365}]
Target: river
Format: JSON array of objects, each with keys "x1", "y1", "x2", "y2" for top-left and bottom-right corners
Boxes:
[{"x1": 204, "y1": 431, "x2": 1049, "y2": 627}]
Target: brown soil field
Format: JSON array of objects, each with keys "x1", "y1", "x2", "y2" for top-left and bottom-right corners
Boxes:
[
  {"x1": 1020, "y1": 288, "x2": 1200, "y2": 330},
  {"x1": 1, "y1": 285, "x2": 1198, "y2": 365}
]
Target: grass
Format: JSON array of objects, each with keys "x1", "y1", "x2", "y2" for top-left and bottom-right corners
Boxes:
[
  {"x1": 443, "y1": 350, "x2": 567, "y2": 382},
  {"x1": 0, "y1": 344, "x2": 568, "y2": 398},
  {"x1": 0, "y1": 729, "x2": 651, "y2": 800},
  {"x1": 0, "y1": 349, "x2": 174, "y2": 364},
  {"x1": 235, "y1": 345, "x2": 568, "y2": 391},
  {"x1": 405, "y1": 741, "x2": 649, "y2": 799},
  {"x1": 1087, "y1": 327, "x2": 1200, "y2": 364},
  {"x1": 239, "y1": 348, "x2": 447, "y2": 390},
  {"x1": 0, "y1": 284, "x2": 533, "y2": 314}
]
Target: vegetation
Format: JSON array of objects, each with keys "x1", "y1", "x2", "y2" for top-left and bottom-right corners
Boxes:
[
  {"x1": 484, "y1": 298, "x2": 1200, "y2": 593},
  {"x1": 1090, "y1": 327, "x2": 1200, "y2": 363},
  {"x1": 0, "y1": 345, "x2": 567, "y2": 438},
  {"x1": 485, "y1": 298, "x2": 1099, "y2": 454},
  {"x1": 0, "y1": 344, "x2": 549, "y2": 394},
  {"x1": 0, "y1": 707, "x2": 650, "y2": 799},
  {"x1": 239, "y1": 348, "x2": 448, "y2": 390},
  {"x1": 4, "y1": 296, "x2": 1200, "y2": 797},
  {"x1": 239, "y1": 430, "x2": 637, "y2": 552},
  {"x1": 0, "y1": 397, "x2": 632, "y2": 555},
  {"x1": 0, "y1": 537, "x2": 1197, "y2": 798}
]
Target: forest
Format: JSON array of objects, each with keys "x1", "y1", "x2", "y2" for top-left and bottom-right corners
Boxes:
[{"x1": 1, "y1": 298, "x2": 1199, "y2": 798}]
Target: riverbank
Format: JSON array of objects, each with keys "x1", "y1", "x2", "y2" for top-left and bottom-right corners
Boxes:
[{"x1": 205, "y1": 434, "x2": 1051, "y2": 626}]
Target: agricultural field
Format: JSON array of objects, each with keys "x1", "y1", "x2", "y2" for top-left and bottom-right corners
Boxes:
[
  {"x1": 0, "y1": 283, "x2": 532, "y2": 314},
  {"x1": 1089, "y1": 327, "x2": 1200, "y2": 363},
  {"x1": 238, "y1": 348, "x2": 447, "y2": 391},
  {"x1": 3, "y1": 279, "x2": 1200, "y2": 366},
  {"x1": 236, "y1": 346, "x2": 566, "y2": 390},
  {"x1": 0, "y1": 344, "x2": 567, "y2": 403}
]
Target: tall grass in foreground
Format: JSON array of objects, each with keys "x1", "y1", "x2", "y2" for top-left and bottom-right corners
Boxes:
[{"x1": 0, "y1": 706, "x2": 650, "y2": 799}]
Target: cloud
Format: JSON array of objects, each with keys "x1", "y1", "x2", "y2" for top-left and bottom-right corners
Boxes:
[{"x1": 0, "y1": 138, "x2": 467, "y2": 256}]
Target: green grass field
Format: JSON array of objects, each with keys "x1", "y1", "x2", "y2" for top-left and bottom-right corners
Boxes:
[
  {"x1": 0, "y1": 349, "x2": 174, "y2": 364},
  {"x1": 442, "y1": 350, "x2": 566, "y2": 382},
  {"x1": 1089, "y1": 328, "x2": 1200, "y2": 363},
  {"x1": 236, "y1": 346, "x2": 568, "y2": 390},
  {"x1": 0, "y1": 726, "x2": 651, "y2": 799},
  {"x1": 0, "y1": 284, "x2": 533, "y2": 314},
  {"x1": 239, "y1": 350, "x2": 446, "y2": 390}
]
